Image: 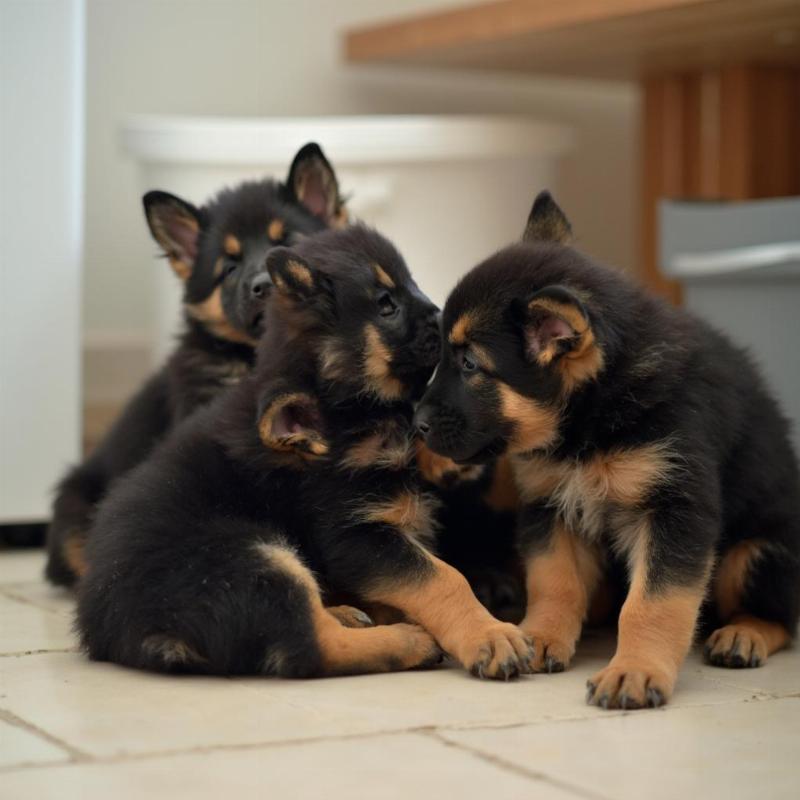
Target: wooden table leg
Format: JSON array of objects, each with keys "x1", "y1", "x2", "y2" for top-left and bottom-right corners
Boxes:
[{"x1": 641, "y1": 64, "x2": 800, "y2": 303}]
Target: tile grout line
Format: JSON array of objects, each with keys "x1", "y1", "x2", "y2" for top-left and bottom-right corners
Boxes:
[
  {"x1": 0, "y1": 648, "x2": 78, "y2": 659},
  {"x1": 423, "y1": 728, "x2": 611, "y2": 800},
  {"x1": 0, "y1": 585, "x2": 72, "y2": 617},
  {"x1": 0, "y1": 727, "x2": 448, "y2": 775},
  {"x1": 0, "y1": 707, "x2": 92, "y2": 763},
  {"x1": 685, "y1": 668, "x2": 793, "y2": 700},
  {"x1": 0, "y1": 693, "x2": 797, "y2": 776}
]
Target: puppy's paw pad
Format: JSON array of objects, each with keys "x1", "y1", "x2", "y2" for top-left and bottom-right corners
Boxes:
[
  {"x1": 704, "y1": 625, "x2": 766, "y2": 669},
  {"x1": 586, "y1": 663, "x2": 672, "y2": 710}
]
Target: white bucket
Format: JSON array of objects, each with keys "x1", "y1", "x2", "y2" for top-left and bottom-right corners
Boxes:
[{"x1": 122, "y1": 115, "x2": 572, "y2": 362}]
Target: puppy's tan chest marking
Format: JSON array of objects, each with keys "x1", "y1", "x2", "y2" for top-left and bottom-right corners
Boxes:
[
  {"x1": 186, "y1": 286, "x2": 257, "y2": 346},
  {"x1": 363, "y1": 324, "x2": 404, "y2": 401},
  {"x1": 513, "y1": 442, "x2": 676, "y2": 539},
  {"x1": 340, "y1": 424, "x2": 414, "y2": 472},
  {"x1": 208, "y1": 358, "x2": 250, "y2": 386}
]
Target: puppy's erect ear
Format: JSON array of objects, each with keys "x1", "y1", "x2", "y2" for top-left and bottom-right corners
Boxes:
[
  {"x1": 511, "y1": 286, "x2": 603, "y2": 391},
  {"x1": 143, "y1": 191, "x2": 204, "y2": 281},
  {"x1": 286, "y1": 142, "x2": 348, "y2": 228},
  {"x1": 266, "y1": 247, "x2": 333, "y2": 304},
  {"x1": 257, "y1": 392, "x2": 328, "y2": 459},
  {"x1": 522, "y1": 191, "x2": 573, "y2": 245}
]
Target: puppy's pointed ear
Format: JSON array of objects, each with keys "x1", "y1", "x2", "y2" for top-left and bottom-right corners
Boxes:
[
  {"x1": 510, "y1": 286, "x2": 603, "y2": 390},
  {"x1": 143, "y1": 191, "x2": 204, "y2": 281},
  {"x1": 266, "y1": 247, "x2": 333, "y2": 305},
  {"x1": 522, "y1": 191, "x2": 573, "y2": 245},
  {"x1": 286, "y1": 142, "x2": 348, "y2": 228},
  {"x1": 257, "y1": 392, "x2": 328, "y2": 459}
]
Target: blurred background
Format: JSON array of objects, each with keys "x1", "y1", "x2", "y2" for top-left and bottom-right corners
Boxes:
[{"x1": 1, "y1": 0, "x2": 798, "y2": 525}]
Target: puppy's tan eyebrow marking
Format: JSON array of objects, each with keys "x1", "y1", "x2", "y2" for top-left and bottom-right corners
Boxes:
[
  {"x1": 372, "y1": 263, "x2": 395, "y2": 289},
  {"x1": 470, "y1": 343, "x2": 496, "y2": 373},
  {"x1": 223, "y1": 234, "x2": 241, "y2": 257},
  {"x1": 448, "y1": 311, "x2": 478, "y2": 346},
  {"x1": 268, "y1": 219, "x2": 285, "y2": 241}
]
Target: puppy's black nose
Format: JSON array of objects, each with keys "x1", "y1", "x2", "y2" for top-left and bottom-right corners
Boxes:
[
  {"x1": 414, "y1": 407, "x2": 432, "y2": 438},
  {"x1": 250, "y1": 272, "x2": 272, "y2": 300}
]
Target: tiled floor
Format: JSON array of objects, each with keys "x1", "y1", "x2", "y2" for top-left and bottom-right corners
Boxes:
[{"x1": 1, "y1": 550, "x2": 798, "y2": 799}]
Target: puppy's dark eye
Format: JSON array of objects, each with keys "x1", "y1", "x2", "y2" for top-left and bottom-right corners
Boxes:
[
  {"x1": 378, "y1": 292, "x2": 398, "y2": 318},
  {"x1": 461, "y1": 354, "x2": 477, "y2": 373},
  {"x1": 224, "y1": 262, "x2": 238, "y2": 279}
]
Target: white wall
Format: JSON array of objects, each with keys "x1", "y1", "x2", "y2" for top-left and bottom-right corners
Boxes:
[
  {"x1": 1, "y1": 0, "x2": 84, "y2": 520},
  {"x1": 84, "y1": 0, "x2": 637, "y2": 394}
]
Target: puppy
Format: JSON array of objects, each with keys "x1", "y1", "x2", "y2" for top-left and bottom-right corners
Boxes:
[
  {"x1": 415, "y1": 191, "x2": 800, "y2": 708},
  {"x1": 46, "y1": 143, "x2": 345, "y2": 587},
  {"x1": 417, "y1": 448, "x2": 524, "y2": 620},
  {"x1": 77, "y1": 225, "x2": 533, "y2": 679}
]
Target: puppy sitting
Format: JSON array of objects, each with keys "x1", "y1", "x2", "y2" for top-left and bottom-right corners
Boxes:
[
  {"x1": 417, "y1": 447, "x2": 524, "y2": 621},
  {"x1": 77, "y1": 225, "x2": 533, "y2": 679},
  {"x1": 416, "y1": 192, "x2": 800, "y2": 708},
  {"x1": 46, "y1": 143, "x2": 345, "y2": 588}
]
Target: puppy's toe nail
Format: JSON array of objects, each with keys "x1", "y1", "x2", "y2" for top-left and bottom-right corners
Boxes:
[
  {"x1": 354, "y1": 610, "x2": 374, "y2": 626},
  {"x1": 545, "y1": 655, "x2": 564, "y2": 674},
  {"x1": 646, "y1": 687, "x2": 664, "y2": 708}
]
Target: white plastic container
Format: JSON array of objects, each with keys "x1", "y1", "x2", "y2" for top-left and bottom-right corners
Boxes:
[{"x1": 122, "y1": 115, "x2": 572, "y2": 362}]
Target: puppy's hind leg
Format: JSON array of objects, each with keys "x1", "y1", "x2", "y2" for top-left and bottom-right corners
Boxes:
[
  {"x1": 705, "y1": 539, "x2": 797, "y2": 668},
  {"x1": 256, "y1": 544, "x2": 441, "y2": 677},
  {"x1": 46, "y1": 465, "x2": 101, "y2": 587}
]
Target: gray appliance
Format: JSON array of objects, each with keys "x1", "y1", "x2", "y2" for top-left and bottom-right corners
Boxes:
[{"x1": 659, "y1": 197, "x2": 800, "y2": 454}]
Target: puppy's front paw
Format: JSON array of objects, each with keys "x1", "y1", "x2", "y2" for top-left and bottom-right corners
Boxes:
[
  {"x1": 586, "y1": 660, "x2": 675, "y2": 710},
  {"x1": 455, "y1": 623, "x2": 534, "y2": 680},
  {"x1": 522, "y1": 630, "x2": 575, "y2": 674}
]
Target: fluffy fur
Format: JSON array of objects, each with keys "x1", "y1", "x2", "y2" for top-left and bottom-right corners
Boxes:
[
  {"x1": 46, "y1": 144, "x2": 345, "y2": 587},
  {"x1": 416, "y1": 191, "x2": 800, "y2": 708},
  {"x1": 76, "y1": 225, "x2": 534, "y2": 680}
]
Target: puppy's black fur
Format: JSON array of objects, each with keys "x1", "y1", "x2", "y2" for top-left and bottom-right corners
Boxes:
[
  {"x1": 417, "y1": 452, "x2": 523, "y2": 620},
  {"x1": 416, "y1": 191, "x2": 800, "y2": 708},
  {"x1": 77, "y1": 225, "x2": 534, "y2": 679},
  {"x1": 46, "y1": 144, "x2": 344, "y2": 587}
]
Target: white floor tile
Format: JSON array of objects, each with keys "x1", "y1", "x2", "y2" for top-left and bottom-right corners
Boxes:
[
  {"x1": 0, "y1": 551, "x2": 45, "y2": 585},
  {"x1": 0, "y1": 718, "x2": 69, "y2": 770},
  {"x1": 0, "y1": 732, "x2": 578, "y2": 800},
  {"x1": 0, "y1": 593, "x2": 75, "y2": 655},
  {"x1": 441, "y1": 697, "x2": 800, "y2": 800},
  {"x1": 0, "y1": 581, "x2": 75, "y2": 618},
  {"x1": 0, "y1": 644, "x2": 757, "y2": 760}
]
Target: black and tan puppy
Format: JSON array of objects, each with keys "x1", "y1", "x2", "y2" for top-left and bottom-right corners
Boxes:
[
  {"x1": 415, "y1": 191, "x2": 800, "y2": 708},
  {"x1": 46, "y1": 143, "x2": 345, "y2": 587},
  {"x1": 77, "y1": 225, "x2": 533, "y2": 679},
  {"x1": 416, "y1": 448, "x2": 524, "y2": 620}
]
